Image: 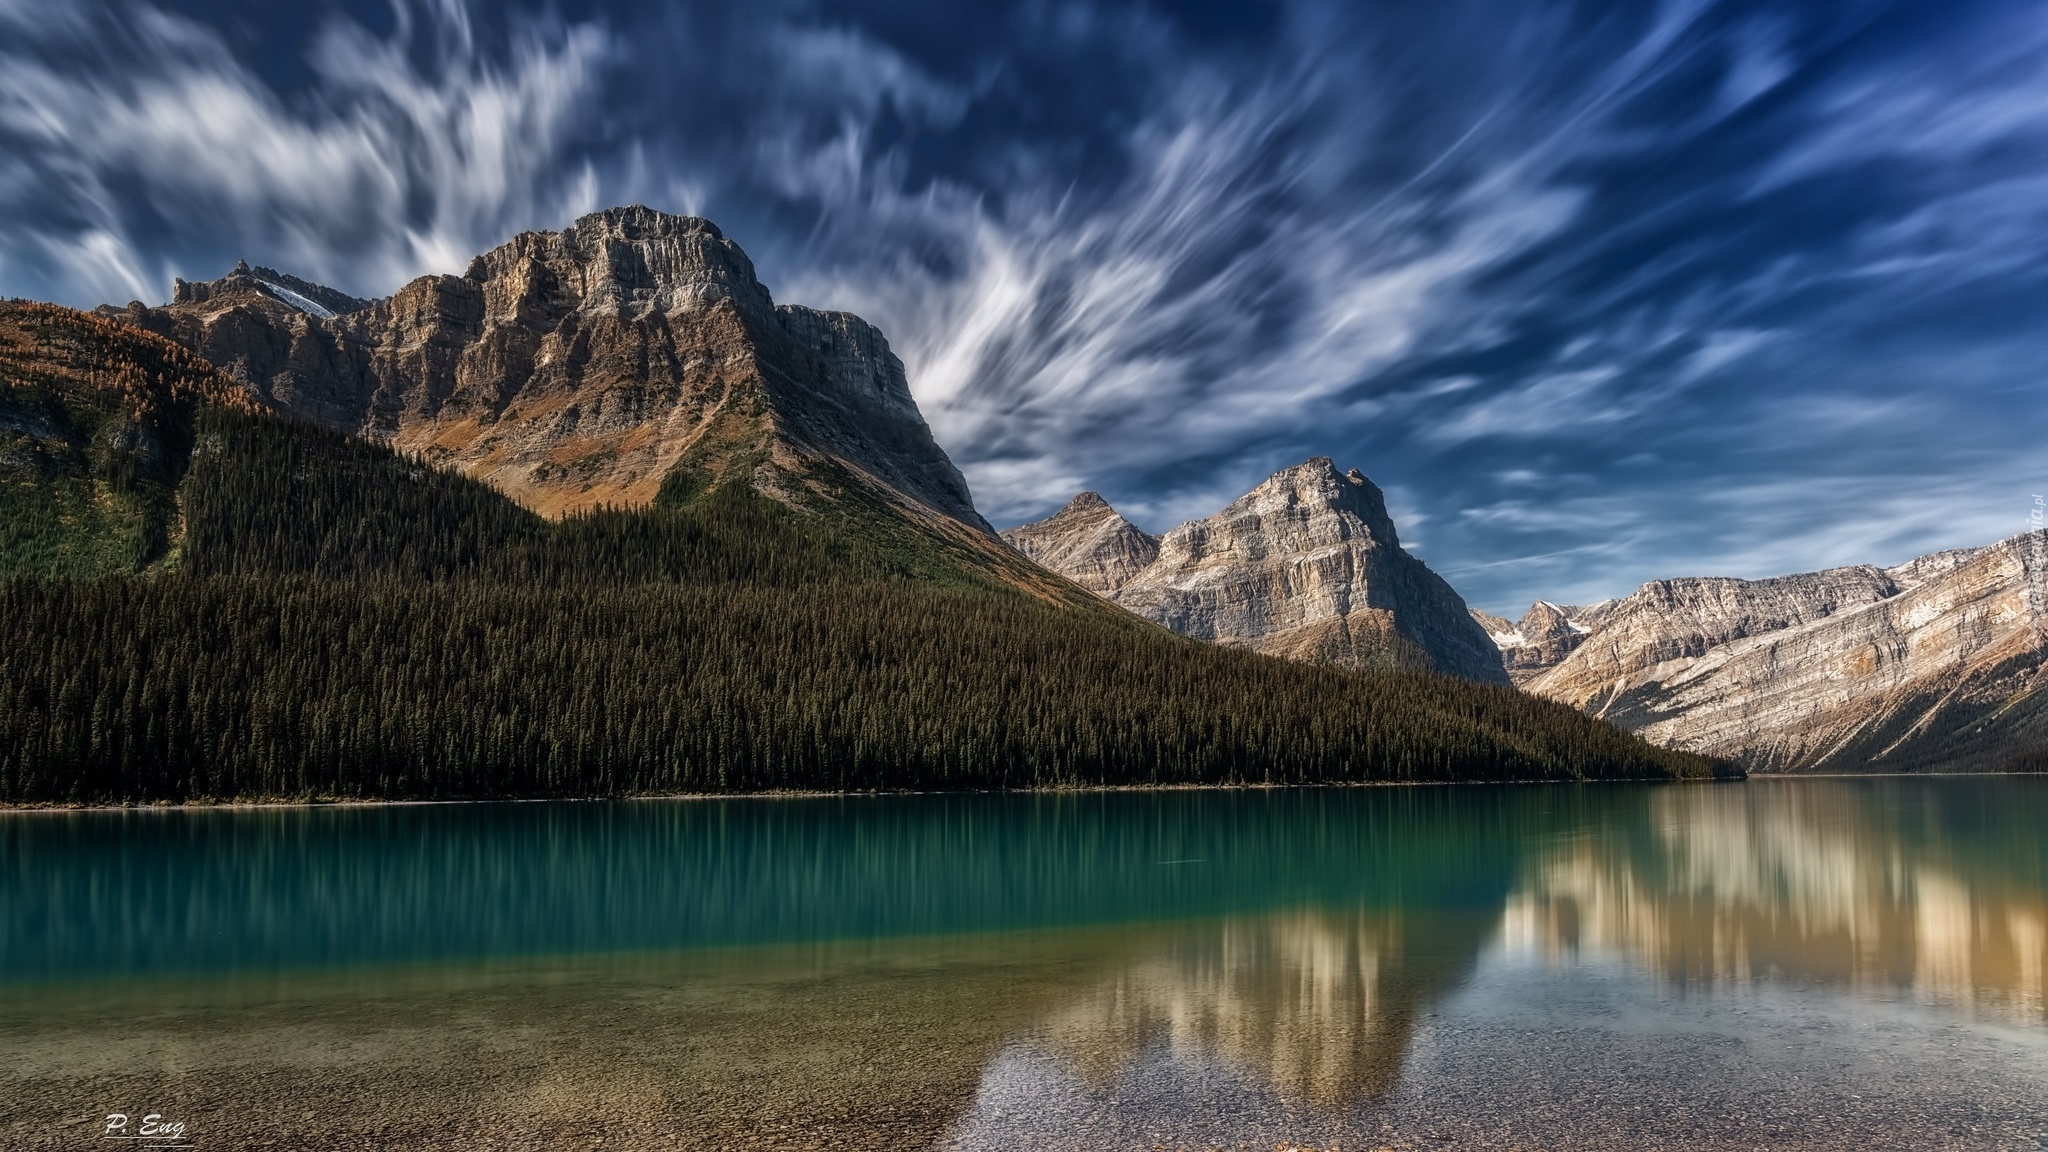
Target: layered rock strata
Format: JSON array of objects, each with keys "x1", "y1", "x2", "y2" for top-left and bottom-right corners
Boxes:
[
  {"x1": 108, "y1": 206, "x2": 987, "y2": 528},
  {"x1": 1004, "y1": 459, "x2": 1510, "y2": 683},
  {"x1": 1492, "y1": 535, "x2": 2048, "y2": 771},
  {"x1": 1000, "y1": 492, "x2": 1160, "y2": 595}
]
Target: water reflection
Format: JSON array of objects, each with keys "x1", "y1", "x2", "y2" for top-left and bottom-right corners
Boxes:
[
  {"x1": 1503, "y1": 779, "x2": 2048, "y2": 1021},
  {"x1": 5, "y1": 780, "x2": 2048, "y2": 1150},
  {"x1": 1041, "y1": 907, "x2": 1491, "y2": 1106},
  {"x1": 0, "y1": 788, "x2": 1531, "y2": 979},
  {"x1": 983, "y1": 778, "x2": 2048, "y2": 1135}
]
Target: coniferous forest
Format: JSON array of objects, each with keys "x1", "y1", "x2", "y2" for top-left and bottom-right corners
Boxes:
[{"x1": 0, "y1": 302, "x2": 1730, "y2": 802}]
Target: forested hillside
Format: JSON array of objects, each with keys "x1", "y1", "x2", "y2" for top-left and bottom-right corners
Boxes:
[
  {"x1": 0, "y1": 302, "x2": 248, "y2": 577},
  {"x1": 0, "y1": 302, "x2": 1732, "y2": 801}
]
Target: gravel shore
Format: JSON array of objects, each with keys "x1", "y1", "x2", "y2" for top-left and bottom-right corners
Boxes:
[{"x1": 7, "y1": 923, "x2": 2046, "y2": 1151}]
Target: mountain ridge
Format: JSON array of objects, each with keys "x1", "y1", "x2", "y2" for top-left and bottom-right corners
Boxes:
[
  {"x1": 1005, "y1": 459, "x2": 1509, "y2": 683},
  {"x1": 107, "y1": 205, "x2": 990, "y2": 532},
  {"x1": 1479, "y1": 537, "x2": 2048, "y2": 771},
  {"x1": 4, "y1": 272, "x2": 1728, "y2": 801},
  {"x1": 999, "y1": 491, "x2": 1161, "y2": 595}
]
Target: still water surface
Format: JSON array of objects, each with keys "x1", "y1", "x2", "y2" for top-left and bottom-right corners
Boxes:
[{"x1": 3, "y1": 778, "x2": 2046, "y2": 1150}]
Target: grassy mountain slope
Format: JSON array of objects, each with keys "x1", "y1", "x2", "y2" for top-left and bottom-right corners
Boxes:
[{"x1": 0, "y1": 303, "x2": 1731, "y2": 801}]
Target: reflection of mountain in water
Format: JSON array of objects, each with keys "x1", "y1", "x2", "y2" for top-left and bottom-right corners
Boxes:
[
  {"x1": 1504, "y1": 781, "x2": 2048, "y2": 1020},
  {"x1": 1039, "y1": 906, "x2": 1494, "y2": 1107}
]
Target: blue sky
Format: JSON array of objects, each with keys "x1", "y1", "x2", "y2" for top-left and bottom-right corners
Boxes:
[{"x1": 2, "y1": 0, "x2": 2043, "y2": 612}]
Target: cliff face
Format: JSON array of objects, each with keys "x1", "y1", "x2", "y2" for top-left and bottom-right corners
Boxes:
[
  {"x1": 1500, "y1": 536, "x2": 2048, "y2": 771},
  {"x1": 1004, "y1": 459, "x2": 1510, "y2": 683},
  {"x1": 111, "y1": 206, "x2": 987, "y2": 528},
  {"x1": 1000, "y1": 492, "x2": 1160, "y2": 595}
]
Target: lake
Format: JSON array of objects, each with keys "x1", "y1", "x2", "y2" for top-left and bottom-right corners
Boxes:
[{"x1": 4, "y1": 778, "x2": 2045, "y2": 1150}]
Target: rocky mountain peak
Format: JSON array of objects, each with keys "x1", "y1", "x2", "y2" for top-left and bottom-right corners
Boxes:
[
  {"x1": 570, "y1": 204, "x2": 725, "y2": 242},
  {"x1": 1225, "y1": 455, "x2": 1402, "y2": 551},
  {"x1": 113, "y1": 206, "x2": 986, "y2": 529},
  {"x1": 1886, "y1": 546, "x2": 1984, "y2": 590},
  {"x1": 1011, "y1": 458, "x2": 1508, "y2": 682},
  {"x1": 169, "y1": 261, "x2": 371, "y2": 318},
  {"x1": 1002, "y1": 491, "x2": 1160, "y2": 595},
  {"x1": 463, "y1": 205, "x2": 775, "y2": 323}
]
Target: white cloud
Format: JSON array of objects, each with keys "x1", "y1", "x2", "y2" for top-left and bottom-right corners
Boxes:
[
  {"x1": 1755, "y1": 16, "x2": 2048, "y2": 194},
  {"x1": 1717, "y1": 17, "x2": 1792, "y2": 115},
  {"x1": 1679, "y1": 327, "x2": 1775, "y2": 382},
  {"x1": 767, "y1": 23, "x2": 975, "y2": 126},
  {"x1": 52, "y1": 229, "x2": 155, "y2": 305},
  {"x1": 0, "y1": 0, "x2": 613, "y2": 301},
  {"x1": 768, "y1": 33, "x2": 1609, "y2": 525},
  {"x1": 1428, "y1": 368, "x2": 1625, "y2": 445}
]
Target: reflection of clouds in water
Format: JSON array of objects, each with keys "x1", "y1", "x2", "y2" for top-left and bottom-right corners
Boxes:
[{"x1": 1501, "y1": 783, "x2": 2048, "y2": 1021}]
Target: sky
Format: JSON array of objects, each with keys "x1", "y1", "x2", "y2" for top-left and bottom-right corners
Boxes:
[{"x1": 2, "y1": 0, "x2": 2044, "y2": 613}]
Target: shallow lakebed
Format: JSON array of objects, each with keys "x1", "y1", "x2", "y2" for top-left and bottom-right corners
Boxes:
[{"x1": 4, "y1": 779, "x2": 2046, "y2": 1150}]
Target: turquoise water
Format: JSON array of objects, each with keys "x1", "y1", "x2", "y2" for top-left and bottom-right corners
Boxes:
[{"x1": 4, "y1": 779, "x2": 2047, "y2": 1150}]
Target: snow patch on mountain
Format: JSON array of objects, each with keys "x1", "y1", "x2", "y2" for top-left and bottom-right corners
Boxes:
[{"x1": 255, "y1": 278, "x2": 336, "y2": 319}]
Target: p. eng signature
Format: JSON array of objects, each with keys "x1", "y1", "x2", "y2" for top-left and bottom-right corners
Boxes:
[{"x1": 101, "y1": 1113, "x2": 195, "y2": 1148}]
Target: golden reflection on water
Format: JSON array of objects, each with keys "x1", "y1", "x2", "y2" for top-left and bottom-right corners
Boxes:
[
  {"x1": 1034, "y1": 906, "x2": 1492, "y2": 1108},
  {"x1": 1502, "y1": 780, "x2": 2048, "y2": 1022},
  {"x1": 1024, "y1": 780, "x2": 2048, "y2": 1117}
]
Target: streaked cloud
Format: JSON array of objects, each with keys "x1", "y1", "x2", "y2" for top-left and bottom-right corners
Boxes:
[
  {"x1": 1, "y1": 0, "x2": 2042, "y2": 612},
  {"x1": 0, "y1": 0, "x2": 611, "y2": 300}
]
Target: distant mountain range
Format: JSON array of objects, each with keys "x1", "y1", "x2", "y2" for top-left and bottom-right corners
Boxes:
[
  {"x1": 1003, "y1": 442, "x2": 2044, "y2": 774},
  {"x1": 0, "y1": 207, "x2": 1720, "y2": 802},
  {"x1": 1472, "y1": 540, "x2": 2048, "y2": 772}
]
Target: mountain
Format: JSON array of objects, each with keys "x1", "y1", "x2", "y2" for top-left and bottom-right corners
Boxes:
[
  {"x1": 107, "y1": 205, "x2": 988, "y2": 530},
  {"x1": 999, "y1": 492, "x2": 1160, "y2": 595},
  {"x1": 1, "y1": 291, "x2": 1727, "y2": 802},
  {"x1": 1470, "y1": 599, "x2": 1615, "y2": 681},
  {"x1": 1005, "y1": 459, "x2": 1510, "y2": 683},
  {"x1": 1488, "y1": 540, "x2": 2048, "y2": 772}
]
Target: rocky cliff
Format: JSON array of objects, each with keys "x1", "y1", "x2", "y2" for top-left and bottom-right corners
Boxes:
[
  {"x1": 1000, "y1": 492, "x2": 1160, "y2": 595},
  {"x1": 1004, "y1": 459, "x2": 1510, "y2": 683},
  {"x1": 1471, "y1": 600, "x2": 1608, "y2": 681},
  {"x1": 1494, "y1": 536, "x2": 2048, "y2": 771},
  {"x1": 108, "y1": 206, "x2": 988, "y2": 529}
]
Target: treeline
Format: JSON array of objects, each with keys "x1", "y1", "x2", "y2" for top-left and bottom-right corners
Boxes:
[
  {"x1": 2, "y1": 343, "x2": 1729, "y2": 800},
  {"x1": 0, "y1": 573, "x2": 1722, "y2": 801},
  {"x1": 177, "y1": 411, "x2": 916, "y2": 588}
]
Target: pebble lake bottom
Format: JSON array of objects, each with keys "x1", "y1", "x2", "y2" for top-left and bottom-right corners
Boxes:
[{"x1": 3, "y1": 777, "x2": 2045, "y2": 1150}]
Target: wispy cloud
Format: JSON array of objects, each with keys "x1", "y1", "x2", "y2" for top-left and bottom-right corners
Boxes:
[
  {"x1": 0, "y1": 0, "x2": 612, "y2": 301},
  {"x1": 765, "y1": 6, "x2": 1627, "y2": 528},
  {"x1": 1, "y1": 0, "x2": 2043, "y2": 611}
]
